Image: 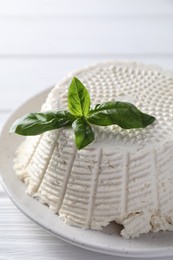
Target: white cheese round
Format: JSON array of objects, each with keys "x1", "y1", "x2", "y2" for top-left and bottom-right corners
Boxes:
[{"x1": 14, "y1": 61, "x2": 173, "y2": 238}]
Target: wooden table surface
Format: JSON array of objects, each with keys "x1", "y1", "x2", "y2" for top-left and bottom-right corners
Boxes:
[{"x1": 0, "y1": 0, "x2": 173, "y2": 259}]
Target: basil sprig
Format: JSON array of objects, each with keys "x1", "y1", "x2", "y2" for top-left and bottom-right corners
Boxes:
[{"x1": 10, "y1": 77, "x2": 155, "y2": 149}]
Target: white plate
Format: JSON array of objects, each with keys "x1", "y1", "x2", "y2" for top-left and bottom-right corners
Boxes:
[{"x1": 1, "y1": 89, "x2": 173, "y2": 259}]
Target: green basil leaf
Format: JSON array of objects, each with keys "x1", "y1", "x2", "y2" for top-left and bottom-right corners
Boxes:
[
  {"x1": 72, "y1": 118, "x2": 94, "y2": 149},
  {"x1": 87, "y1": 101, "x2": 155, "y2": 129},
  {"x1": 10, "y1": 110, "x2": 75, "y2": 136},
  {"x1": 68, "y1": 77, "x2": 90, "y2": 117}
]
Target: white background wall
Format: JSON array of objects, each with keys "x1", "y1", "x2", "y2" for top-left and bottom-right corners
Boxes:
[
  {"x1": 0, "y1": 0, "x2": 173, "y2": 114},
  {"x1": 0, "y1": 1, "x2": 173, "y2": 259}
]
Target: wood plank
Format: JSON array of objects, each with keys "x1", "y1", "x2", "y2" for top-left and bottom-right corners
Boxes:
[
  {"x1": 0, "y1": 0, "x2": 172, "y2": 16},
  {"x1": 0, "y1": 18, "x2": 173, "y2": 55}
]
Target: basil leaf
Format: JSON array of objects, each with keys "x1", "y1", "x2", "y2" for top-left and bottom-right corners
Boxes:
[
  {"x1": 87, "y1": 101, "x2": 155, "y2": 129},
  {"x1": 68, "y1": 77, "x2": 90, "y2": 117},
  {"x1": 10, "y1": 111, "x2": 75, "y2": 136},
  {"x1": 72, "y1": 118, "x2": 94, "y2": 149}
]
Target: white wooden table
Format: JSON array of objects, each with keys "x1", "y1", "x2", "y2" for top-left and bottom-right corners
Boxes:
[{"x1": 0, "y1": 0, "x2": 173, "y2": 259}]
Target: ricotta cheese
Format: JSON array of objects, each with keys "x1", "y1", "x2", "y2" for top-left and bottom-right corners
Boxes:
[{"x1": 14, "y1": 61, "x2": 173, "y2": 238}]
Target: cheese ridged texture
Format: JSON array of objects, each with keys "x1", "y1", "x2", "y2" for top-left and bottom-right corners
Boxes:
[{"x1": 14, "y1": 61, "x2": 173, "y2": 238}]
